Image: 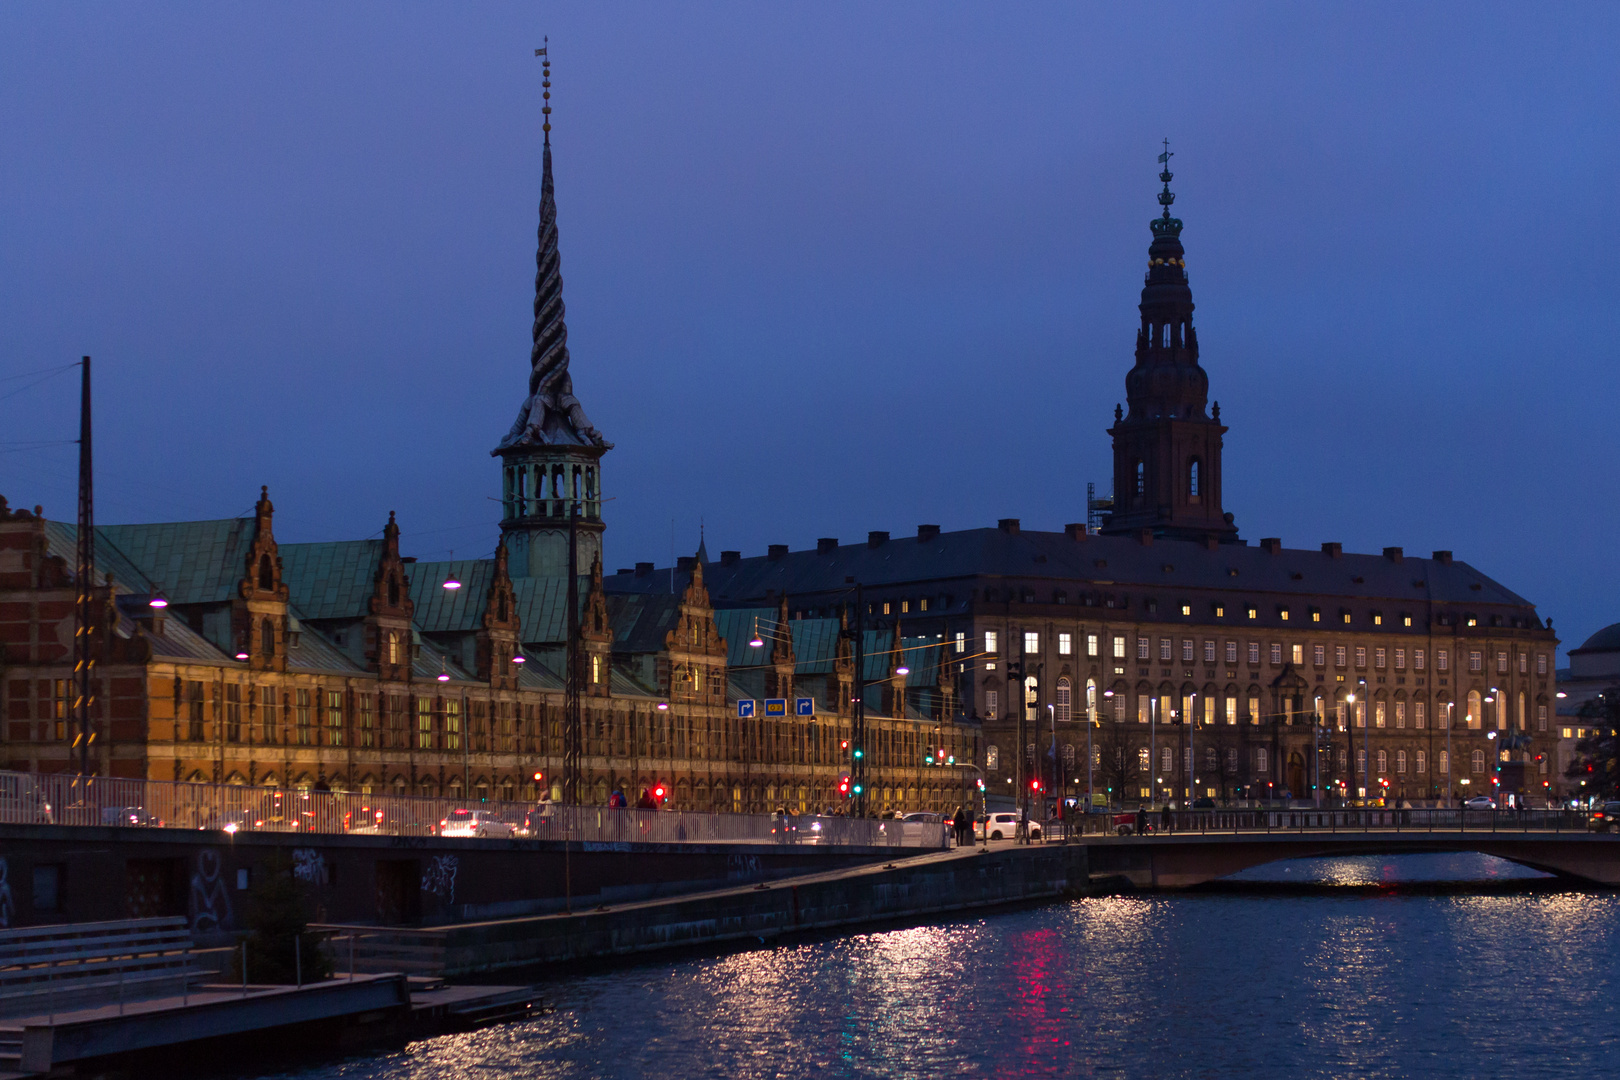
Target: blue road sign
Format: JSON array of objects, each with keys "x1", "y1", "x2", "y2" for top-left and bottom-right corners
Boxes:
[
  {"x1": 765, "y1": 699, "x2": 787, "y2": 716},
  {"x1": 737, "y1": 699, "x2": 755, "y2": 719},
  {"x1": 795, "y1": 697, "x2": 814, "y2": 716}
]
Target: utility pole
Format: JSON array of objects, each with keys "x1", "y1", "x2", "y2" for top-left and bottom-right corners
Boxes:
[
  {"x1": 851, "y1": 582, "x2": 866, "y2": 817},
  {"x1": 73, "y1": 356, "x2": 95, "y2": 779}
]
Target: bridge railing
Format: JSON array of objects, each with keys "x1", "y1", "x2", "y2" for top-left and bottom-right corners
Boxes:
[
  {"x1": 0, "y1": 770, "x2": 948, "y2": 849},
  {"x1": 1045, "y1": 806, "x2": 1597, "y2": 839}
]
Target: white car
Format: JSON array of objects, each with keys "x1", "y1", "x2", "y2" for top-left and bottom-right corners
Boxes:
[
  {"x1": 1462, "y1": 796, "x2": 1497, "y2": 810},
  {"x1": 976, "y1": 811, "x2": 1041, "y2": 842},
  {"x1": 438, "y1": 808, "x2": 516, "y2": 838}
]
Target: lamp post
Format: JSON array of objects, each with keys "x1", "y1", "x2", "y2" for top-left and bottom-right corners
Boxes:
[
  {"x1": 1359, "y1": 678, "x2": 1370, "y2": 805},
  {"x1": 1487, "y1": 686, "x2": 1501, "y2": 804},
  {"x1": 1149, "y1": 692, "x2": 1159, "y2": 807},
  {"x1": 1047, "y1": 702, "x2": 1058, "y2": 823}
]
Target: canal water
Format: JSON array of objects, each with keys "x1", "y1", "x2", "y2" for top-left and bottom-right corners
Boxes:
[{"x1": 278, "y1": 855, "x2": 1615, "y2": 1080}]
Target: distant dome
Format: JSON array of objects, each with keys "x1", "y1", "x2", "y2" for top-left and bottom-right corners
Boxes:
[{"x1": 1574, "y1": 622, "x2": 1620, "y2": 653}]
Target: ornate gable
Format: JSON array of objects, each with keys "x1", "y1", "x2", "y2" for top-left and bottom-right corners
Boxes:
[
  {"x1": 662, "y1": 558, "x2": 726, "y2": 705},
  {"x1": 366, "y1": 511, "x2": 415, "y2": 682},
  {"x1": 475, "y1": 541, "x2": 524, "y2": 689},
  {"x1": 234, "y1": 486, "x2": 289, "y2": 672}
]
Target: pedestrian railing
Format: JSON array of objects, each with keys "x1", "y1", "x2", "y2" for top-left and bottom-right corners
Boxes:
[
  {"x1": 0, "y1": 770, "x2": 948, "y2": 849},
  {"x1": 1037, "y1": 805, "x2": 1598, "y2": 839}
]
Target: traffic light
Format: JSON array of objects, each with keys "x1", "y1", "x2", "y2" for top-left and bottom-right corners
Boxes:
[
  {"x1": 653, "y1": 783, "x2": 667, "y2": 802},
  {"x1": 852, "y1": 783, "x2": 864, "y2": 795},
  {"x1": 853, "y1": 748, "x2": 864, "y2": 759},
  {"x1": 841, "y1": 740, "x2": 850, "y2": 750},
  {"x1": 976, "y1": 778, "x2": 985, "y2": 791},
  {"x1": 838, "y1": 776, "x2": 850, "y2": 796},
  {"x1": 1030, "y1": 779, "x2": 1041, "y2": 792},
  {"x1": 532, "y1": 771, "x2": 543, "y2": 782}
]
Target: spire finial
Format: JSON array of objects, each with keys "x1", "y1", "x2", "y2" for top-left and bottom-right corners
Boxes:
[
  {"x1": 535, "y1": 37, "x2": 551, "y2": 143},
  {"x1": 1157, "y1": 139, "x2": 1175, "y2": 220}
]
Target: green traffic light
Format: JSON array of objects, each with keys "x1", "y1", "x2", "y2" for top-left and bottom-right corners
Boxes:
[{"x1": 853, "y1": 749, "x2": 863, "y2": 758}]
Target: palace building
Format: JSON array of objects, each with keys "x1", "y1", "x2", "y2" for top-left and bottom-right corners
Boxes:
[
  {"x1": 0, "y1": 111, "x2": 1557, "y2": 811},
  {"x1": 626, "y1": 155, "x2": 1561, "y2": 807}
]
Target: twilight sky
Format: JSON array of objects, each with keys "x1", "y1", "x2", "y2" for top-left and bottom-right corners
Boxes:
[{"x1": 2, "y1": 3, "x2": 1616, "y2": 658}]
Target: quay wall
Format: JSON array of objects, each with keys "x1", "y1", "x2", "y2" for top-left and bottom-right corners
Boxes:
[
  {"x1": 0, "y1": 823, "x2": 902, "y2": 941},
  {"x1": 425, "y1": 845, "x2": 1091, "y2": 974}
]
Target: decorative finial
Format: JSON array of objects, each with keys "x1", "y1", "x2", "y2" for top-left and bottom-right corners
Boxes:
[
  {"x1": 535, "y1": 37, "x2": 551, "y2": 141},
  {"x1": 1157, "y1": 139, "x2": 1175, "y2": 220}
]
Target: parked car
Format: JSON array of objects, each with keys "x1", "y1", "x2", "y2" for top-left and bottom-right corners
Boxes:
[
  {"x1": 439, "y1": 808, "x2": 516, "y2": 838},
  {"x1": 1586, "y1": 800, "x2": 1620, "y2": 833},
  {"x1": 520, "y1": 804, "x2": 557, "y2": 836},
  {"x1": 343, "y1": 806, "x2": 388, "y2": 834},
  {"x1": 976, "y1": 811, "x2": 1040, "y2": 842},
  {"x1": 901, "y1": 812, "x2": 944, "y2": 824},
  {"x1": 1463, "y1": 796, "x2": 1497, "y2": 810},
  {"x1": 1190, "y1": 797, "x2": 1216, "y2": 810}
]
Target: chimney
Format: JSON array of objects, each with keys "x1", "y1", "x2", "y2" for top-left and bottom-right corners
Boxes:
[
  {"x1": 998, "y1": 518, "x2": 1021, "y2": 534},
  {"x1": 676, "y1": 556, "x2": 696, "y2": 571},
  {"x1": 768, "y1": 544, "x2": 788, "y2": 560},
  {"x1": 1136, "y1": 528, "x2": 1153, "y2": 547},
  {"x1": 1261, "y1": 537, "x2": 1282, "y2": 555},
  {"x1": 868, "y1": 531, "x2": 889, "y2": 548},
  {"x1": 817, "y1": 537, "x2": 839, "y2": 555},
  {"x1": 1204, "y1": 534, "x2": 1220, "y2": 551},
  {"x1": 1383, "y1": 547, "x2": 1403, "y2": 563},
  {"x1": 917, "y1": 524, "x2": 940, "y2": 541},
  {"x1": 635, "y1": 561, "x2": 654, "y2": 577},
  {"x1": 615, "y1": 567, "x2": 632, "y2": 575},
  {"x1": 721, "y1": 550, "x2": 740, "y2": 566},
  {"x1": 1321, "y1": 542, "x2": 1342, "y2": 559},
  {"x1": 1433, "y1": 550, "x2": 1453, "y2": 564},
  {"x1": 1064, "y1": 523, "x2": 1088, "y2": 541}
]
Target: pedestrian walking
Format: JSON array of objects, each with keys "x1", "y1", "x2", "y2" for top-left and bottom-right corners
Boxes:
[
  {"x1": 1135, "y1": 804, "x2": 1148, "y2": 836},
  {"x1": 1160, "y1": 801, "x2": 1173, "y2": 836}
]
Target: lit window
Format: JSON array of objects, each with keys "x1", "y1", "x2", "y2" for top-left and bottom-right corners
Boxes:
[
  {"x1": 1024, "y1": 632, "x2": 1039, "y2": 654},
  {"x1": 986, "y1": 690, "x2": 998, "y2": 719},
  {"x1": 1087, "y1": 633, "x2": 1099, "y2": 657},
  {"x1": 883, "y1": 602, "x2": 891, "y2": 615},
  {"x1": 1311, "y1": 608, "x2": 1321, "y2": 623},
  {"x1": 1181, "y1": 604, "x2": 1192, "y2": 616},
  {"x1": 1342, "y1": 612, "x2": 1352, "y2": 624},
  {"x1": 1313, "y1": 644, "x2": 1325, "y2": 666},
  {"x1": 1395, "y1": 701, "x2": 1406, "y2": 728},
  {"x1": 1112, "y1": 635, "x2": 1126, "y2": 659},
  {"x1": 1373, "y1": 613, "x2": 1383, "y2": 626},
  {"x1": 1058, "y1": 632, "x2": 1072, "y2": 656},
  {"x1": 1280, "y1": 608, "x2": 1290, "y2": 621},
  {"x1": 1375, "y1": 701, "x2": 1386, "y2": 728},
  {"x1": 1215, "y1": 606, "x2": 1225, "y2": 618},
  {"x1": 1403, "y1": 614, "x2": 1412, "y2": 627},
  {"x1": 1292, "y1": 644, "x2": 1303, "y2": 665},
  {"x1": 955, "y1": 632, "x2": 965, "y2": 654},
  {"x1": 919, "y1": 597, "x2": 928, "y2": 612},
  {"x1": 1225, "y1": 697, "x2": 1237, "y2": 724},
  {"x1": 1248, "y1": 641, "x2": 1260, "y2": 665},
  {"x1": 1467, "y1": 617, "x2": 1478, "y2": 627},
  {"x1": 1246, "y1": 607, "x2": 1257, "y2": 620},
  {"x1": 985, "y1": 631, "x2": 998, "y2": 653}
]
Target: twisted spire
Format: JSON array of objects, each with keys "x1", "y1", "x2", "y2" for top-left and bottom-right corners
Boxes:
[{"x1": 496, "y1": 42, "x2": 611, "y2": 453}]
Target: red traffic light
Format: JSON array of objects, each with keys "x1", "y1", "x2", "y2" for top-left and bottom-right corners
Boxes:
[
  {"x1": 1030, "y1": 779, "x2": 1041, "y2": 791},
  {"x1": 841, "y1": 740, "x2": 850, "y2": 750},
  {"x1": 532, "y1": 771, "x2": 544, "y2": 782},
  {"x1": 653, "y1": 784, "x2": 667, "y2": 800}
]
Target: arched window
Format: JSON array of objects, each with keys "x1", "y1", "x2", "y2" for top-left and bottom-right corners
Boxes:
[
  {"x1": 260, "y1": 618, "x2": 274, "y2": 657},
  {"x1": 1062, "y1": 743, "x2": 1076, "y2": 770},
  {"x1": 1466, "y1": 690, "x2": 1482, "y2": 730},
  {"x1": 1055, "y1": 678, "x2": 1071, "y2": 723},
  {"x1": 1138, "y1": 747, "x2": 1151, "y2": 773},
  {"x1": 1396, "y1": 750, "x2": 1408, "y2": 774},
  {"x1": 1416, "y1": 750, "x2": 1427, "y2": 773},
  {"x1": 1376, "y1": 749, "x2": 1388, "y2": 773},
  {"x1": 387, "y1": 631, "x2": 399, "y2": 666},
  {"x1": 986, "y1": 745, "x2": 1000, "y2": 771},
  {"x1": 1470, "y1": 749, "x2": 1485, "y2": 774},
  {"x1": 1135, "y1": 460, "x2": 1146, "y2": 495},
  {"x1": 1439, "y1": 750, "x2": 1450, "y2": 775},
  {"x1": 258, "y1": 553, "x2": 274, "y2": 590},
  {"x1": 1188, "y1": 459, "x2": 1200, "y2": 499}
]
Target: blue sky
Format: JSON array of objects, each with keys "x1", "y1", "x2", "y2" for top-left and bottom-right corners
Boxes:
[{"x1": 2, "y1": 3, "x2": 1616, "y2": 658}]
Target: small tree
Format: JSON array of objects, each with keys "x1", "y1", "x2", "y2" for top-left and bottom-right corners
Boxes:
[
  {"x1": 1093, "y1": 720, "x2": 1142, "y2": 808},
  {"x1": 233, "y1": 852, "x2": 333, "y2": 985},
  {"x1": 1564, "y1": 689, "x2": 1620, "y2": 802}
]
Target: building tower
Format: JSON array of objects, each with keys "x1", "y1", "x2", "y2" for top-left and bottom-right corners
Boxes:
[
  {"x1": 494, "y1": 46, "x2": 612, "y2": 578},
  {"x1": 1101, "y1": 145, "x2": 1238, "y2": 543}
]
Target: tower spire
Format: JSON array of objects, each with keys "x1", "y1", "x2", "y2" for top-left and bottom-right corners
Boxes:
[{"x1": 1100, "y1": 146, "x2": 1237, "y2": 543}]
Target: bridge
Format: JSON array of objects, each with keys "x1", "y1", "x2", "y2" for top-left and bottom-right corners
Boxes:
[{"x1": 1075, "y1": 808, "x2": 1620, "y2": 889}]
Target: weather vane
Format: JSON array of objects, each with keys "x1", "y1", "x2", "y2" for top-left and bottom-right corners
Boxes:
[{"x1": 1157, "y1": 138, "x2": 1175, "y2": 219}]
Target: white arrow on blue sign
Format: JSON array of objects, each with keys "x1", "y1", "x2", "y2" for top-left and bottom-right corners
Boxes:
[
  {"x1": 795, "y1": 697, "x2": 814, "y2": 716},
  {"x1": 737, "y1": 699, "x2": 756, "y2": 718}
]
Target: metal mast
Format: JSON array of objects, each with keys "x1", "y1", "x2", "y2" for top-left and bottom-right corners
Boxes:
[
  {"x1": 73, "y1": 356, "x2": 94, "y2": 777},
  {"x1": 851, "y1": 584, "x2": 866, "y2": 817},
  {"x1": 563, "y1": 502, "x2": 581, "y2": 804}
]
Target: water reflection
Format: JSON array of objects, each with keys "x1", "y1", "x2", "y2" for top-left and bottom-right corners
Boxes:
[{"x1": 280, "y1": 855, "x2": 1611, "y2": 1080}]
